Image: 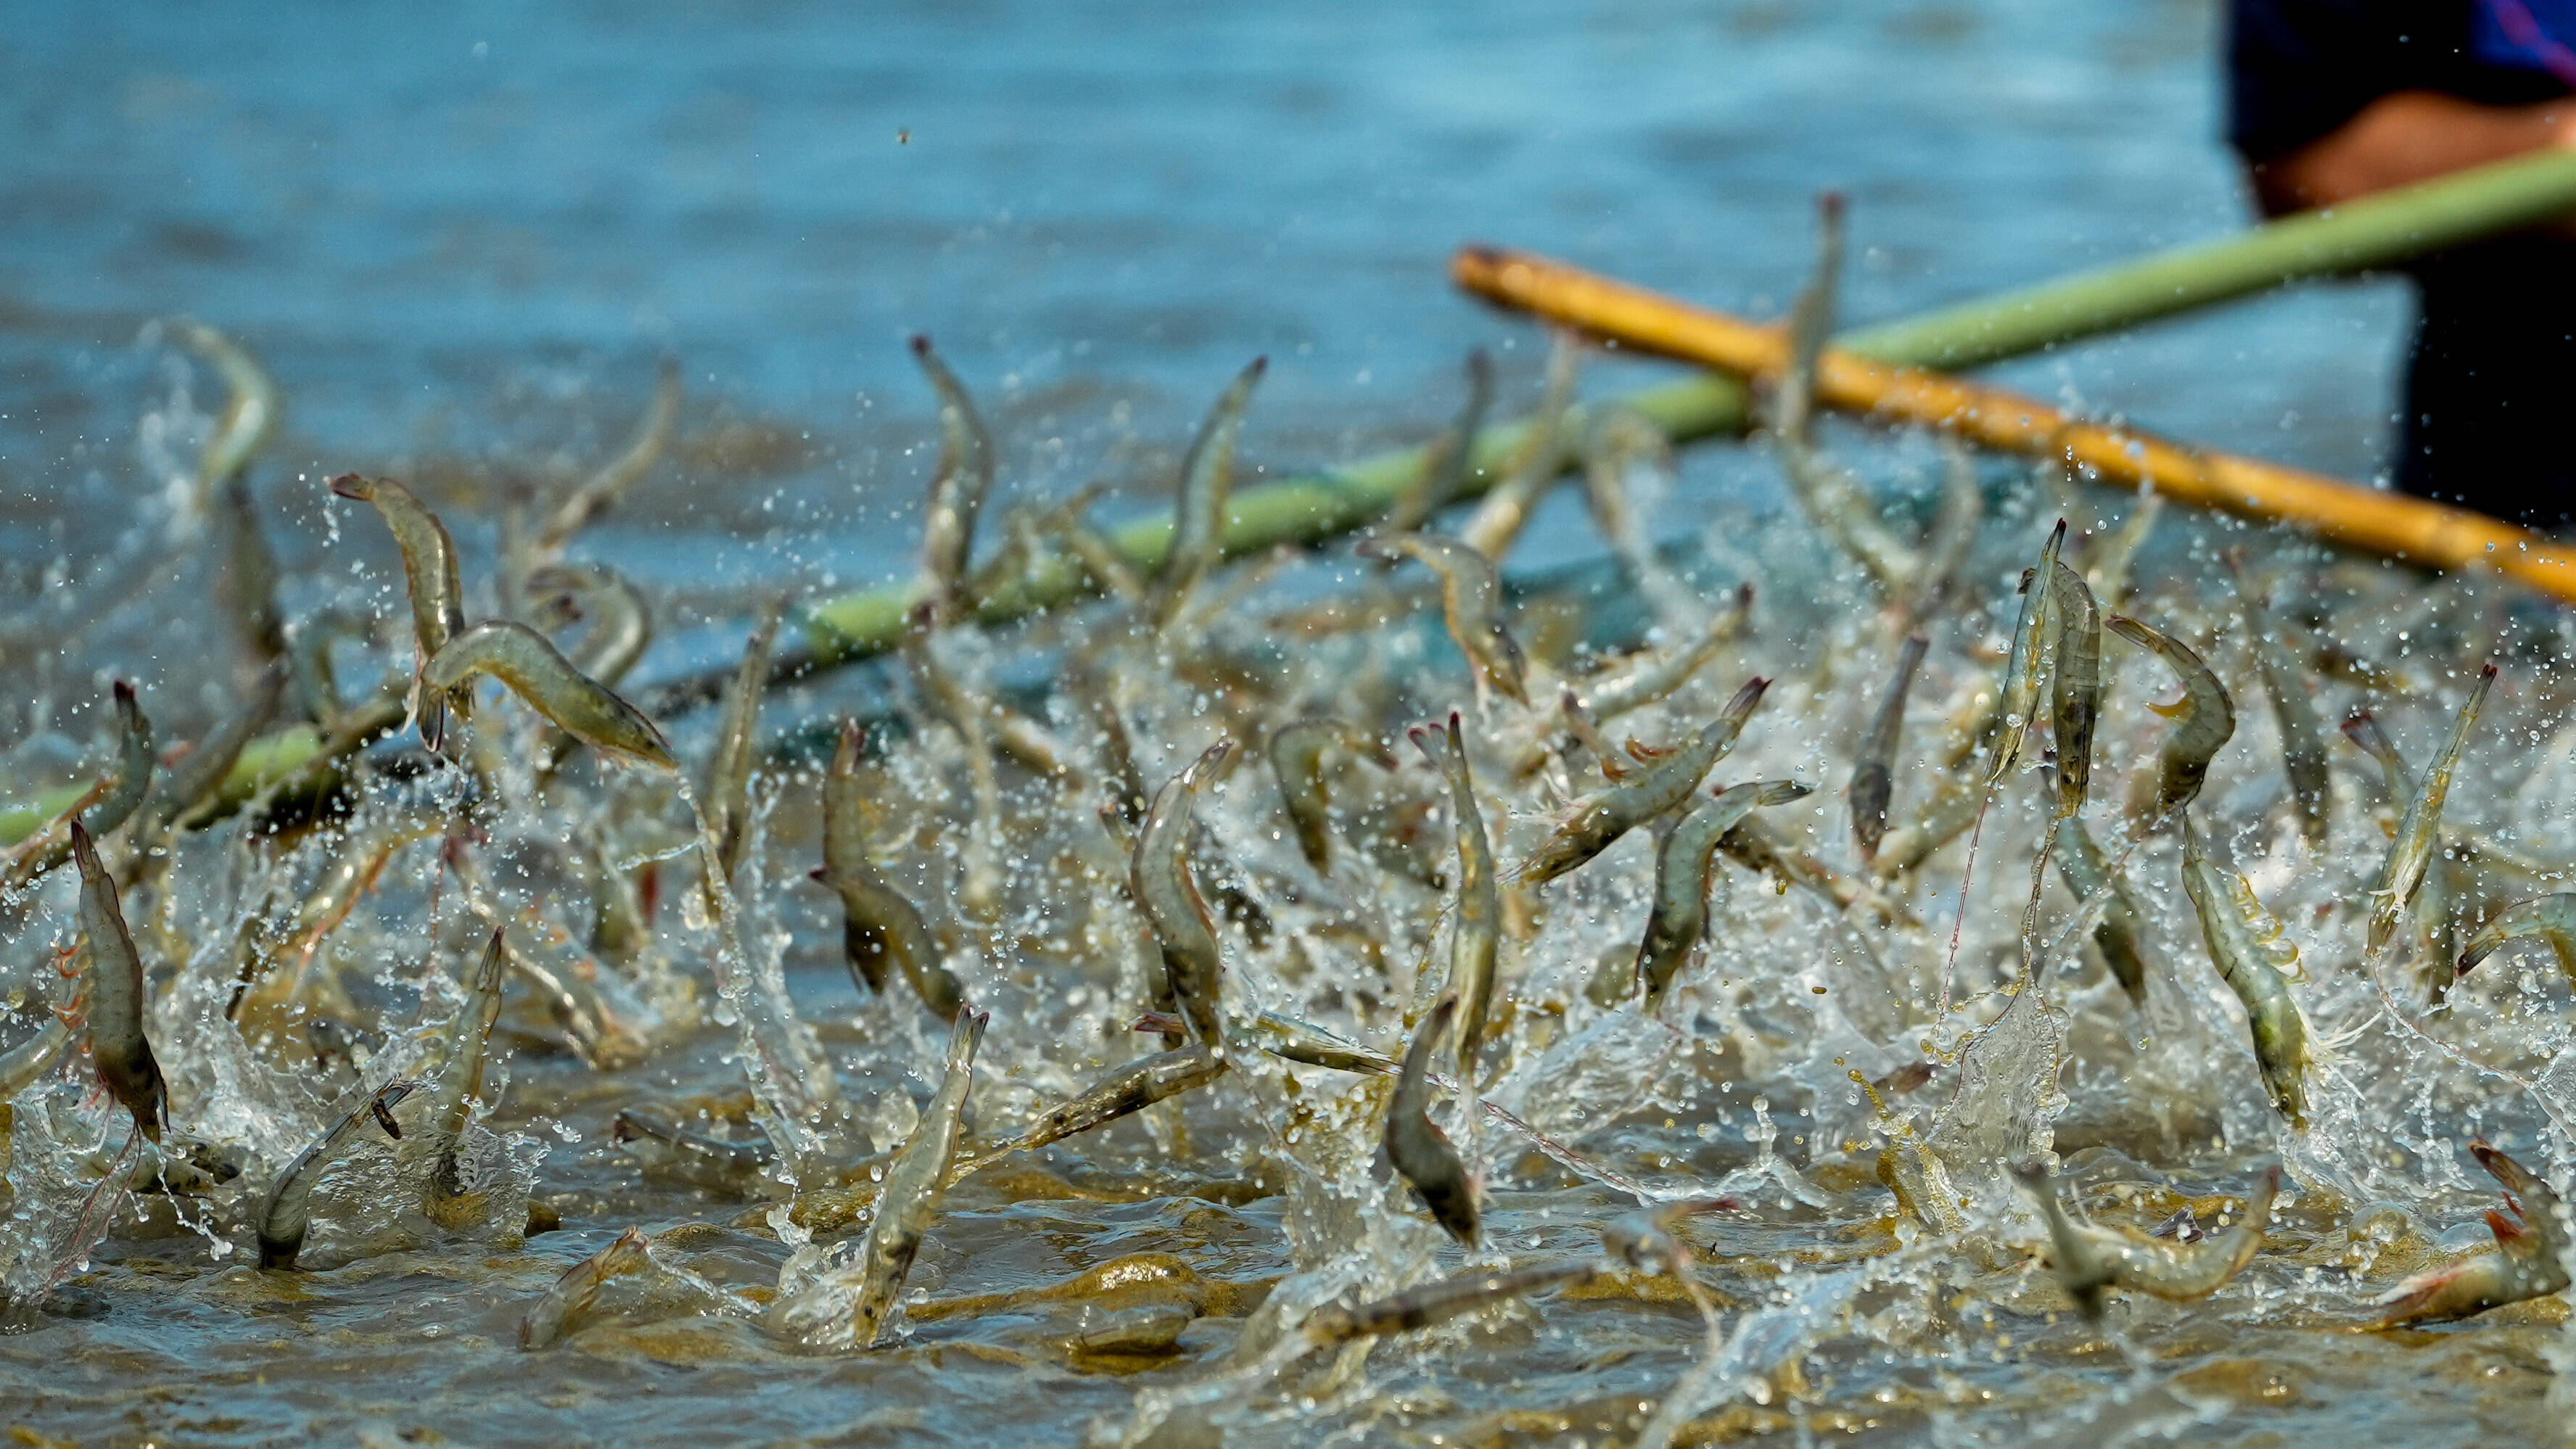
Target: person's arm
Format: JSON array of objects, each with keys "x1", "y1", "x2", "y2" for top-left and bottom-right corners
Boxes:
[{"x1": 2250, "y1": 88, "x2": 2576, "y2": 215}]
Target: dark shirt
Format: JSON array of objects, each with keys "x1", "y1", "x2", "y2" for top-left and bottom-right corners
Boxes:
[{"x1": 2229, "y1": 0, "x2": 2576, "y2": 523}]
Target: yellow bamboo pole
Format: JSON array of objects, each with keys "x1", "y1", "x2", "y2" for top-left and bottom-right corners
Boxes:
[{"x1": 1452, "y1": 244, "x2": 2576, "y2": 603}]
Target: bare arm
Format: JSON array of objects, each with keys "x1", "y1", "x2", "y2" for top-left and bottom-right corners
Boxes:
[{"x1": 2250, "y1": 89, "x2": 2576, "y2": 215}]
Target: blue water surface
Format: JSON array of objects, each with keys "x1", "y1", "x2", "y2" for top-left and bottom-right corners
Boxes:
[{"x1": 0, "y1": 0, "x2": 2405, "y2": 596}]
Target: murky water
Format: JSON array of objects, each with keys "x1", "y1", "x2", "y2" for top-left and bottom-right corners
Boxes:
[{"x1": 7, "y1": 2, "x2": 2570, "y2": 1446}]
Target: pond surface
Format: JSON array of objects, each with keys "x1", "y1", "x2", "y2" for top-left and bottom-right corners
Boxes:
[{"x1": 9, "y1": 4, "x2": 2562, "y2": 1448}]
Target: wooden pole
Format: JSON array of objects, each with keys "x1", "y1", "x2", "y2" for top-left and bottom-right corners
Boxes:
[
  {"x1": 1450, "y1": 243, "x2": 2576, "y2": 603},
  {"x1": 805, "y1": 149, "x2": 2576, "y2": 658}
]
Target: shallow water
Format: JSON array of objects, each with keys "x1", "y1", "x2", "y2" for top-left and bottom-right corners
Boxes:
[{"x1": 5, "y1": 3, "x2": 2569, "y2": 1448}]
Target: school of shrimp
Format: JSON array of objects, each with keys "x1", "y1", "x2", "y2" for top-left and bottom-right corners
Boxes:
[{"x1": 9, "y1": 252, "x2": 2576, "y2": 1446}]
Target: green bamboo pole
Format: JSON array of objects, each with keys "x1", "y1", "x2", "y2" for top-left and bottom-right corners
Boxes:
[
  {"x1": 1842, "y1": 148, "x2": 2576, "y2": 370},
  {"x1": 805, "y1": 371, "x2": 1761, "y2": 660},
  {"x1": 12, "y1": 147, "x2": 2576, "y2": 846},
  {"x1": 1, "y1": 724, "x2": 324, "y2": 850},
  {"x1": 805, "y1": 406, "x2": 1590, "y2": 663}
]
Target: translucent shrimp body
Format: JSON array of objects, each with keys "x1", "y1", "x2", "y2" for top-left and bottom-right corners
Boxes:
[
  {"x1": 420, "y1": 620, "x2": 676, "y2": 770},
  {"x1": 71, "y1": 820, "x2": 165, "y2": 1142},
  {"x1": 774, "y1": 1009, "x2": 987, "y2": 1349},
  {"x1": 2016, "y1": 1162, "x2": 2279, "y2": 1321},
  {"x1": 2179, "y1": 813, "x2": 2311, "y2": 1130},
  {"x1": 2108, "y1": 613, "x2": 2234, "y2": 823},
  {"x1": 1848, "y1": 633, "x2": 1927, "y2": 864},
  {"x1": 1637, "y1": 780, "x2": 1811, "y2": 1010},
  {"x1": 818, "y1": 719, "x2": 964, "y2": 1017},
  {"x1": 1513, "y1": 676, "x2": 1769, "y2": 887},
  {"x1": 2367, "y1": 664, "x2": 2495, "y2": 956},
  {"x1": 1386, "y1": 994, "x2": 1478, "y2": 1247},
  {"x1": 1411, "y1": 711, "x2": 1499, "y2": 1073}
]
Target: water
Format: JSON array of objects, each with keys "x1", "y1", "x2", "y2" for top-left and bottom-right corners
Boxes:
[
  {"x1": 5, "y1": 1, "x2": 2564, "y2": 1445},
  {"x1": 1, "y1": 1, "x2": 2406, "y2": 590}
]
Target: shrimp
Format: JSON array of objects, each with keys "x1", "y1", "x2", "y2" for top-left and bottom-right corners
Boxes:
[
  {"x1": 1130, "y1": 740, "x2": 1235, "y2": 1047},
  {"x1": 962, "y1": 501, "x2": 1040, "y2": 611},
  {"x1": 1772, "y1": 192, "x2": 1919, "y2": 595},
  {"x1": 329, "y1": 474, "x2": 472, "y2": 747},
  {"x1": 1637, "y1": 781, "x2": 1811, "y2": 1010},
  {"x1": 1581, "y1": 583, "x2": 1753, "y2": 721},
  {"x1": 2086, "y1": 493, "x2": 2163, "y2": 606},
  {"x1": 1304, "y1": 1259, "x2": 1594, "y2": 1345},
  {"x1": 897, "y1": 601, "x2": 1007, "y2": 910},
  {"x1": 1386, "y1": 994, "x2": 1478, "y2": 1247},
  {"x1": 2229, "y1": 556, "x2": 2332, "y2": 849},
  {"x1": 1003, "y1": 483, "x2": 1145, "y2": 605},
  {"x1": 1866, "y1": 1071, "x2": 1967, "y2": 1237},
  {"x1": 1359, "y1": 533, "x2": 1531, "y2": 708},
  {"x1": 702, "y1": 600, "x2": 785, "y2": 883},
  {"x1": 284, "y1": 606, "x2": 375, "y2": 731},
  {"x1": 1580, "y1": 405, "x2": 1679, "y2": 592},
  {"x1": 256, "y1": 1080, "x2": 419, "y2": 1270},
  {"x1": 1411, "y1": 712, "x2": 1499, "y2": 1074},
  {"x1": 910, "y1": 335, "x2": 997, "y2": 620},
  {"x1": 818, "y1": 719, "x2": 964, "y2": 1017},
  {"x1": 171, "y1": 318, "x2": 280, "y2": 498},
  {"x1": 1719, "y1": 816, "x2": 1917, "y2": 925},
  {"x1": 2457, "y1": 893, "x2": 2576, "y2": 981},
  {"x1": 5, "y1": 682, "x2": 154, "y2": 890},
  {"x1": 1873, "y1": 772, "x2": 1987, "y2": 878},
  {"x1": 2340, "y1": 709, "x2": 2413, "y2": 805},
  {"x1": 1155, "y1": 1010, "x2": 1648, "y2": 1199},
  {"x1": 525, "y1": 564, "x2": 654, "y2": 686},
  {"x1": 955, "y1": 1044, "x2": 1227, "y2": 1181},
  {"x1": 1513, "y1": 677, "x2": 1769, "y2": 886},
  {"x1": 1989, "y1": 520, "x2": 2067, "y2": 786},
  {"x1": 1507, "y1": 585, "x2": 1753, "y2": 779},
  {"x1": 1894, "y1": 440, "x2": 1982, "y2": 627},
  {"x1": 533, "y1": 357, "x2": 680, "y2": 555},
  {"x1": 417, "y1": 929, "x2": 510, "y2": 1230},
  {"x1": 1557, "y1": 689, "x2": 1639, "y2": 784},
  {"x1": 230, "y1": 800, "x2": 448, "y2": 1025},
  {"x1": 1267, "y1": 718, "x2": 1392, "y2": 874},
  {"x1": 71, "y1": 820, "x2": 166, "y2": 1142},
  {"x1": 482, "y1": 905, "x2": 654, "y2": 1071},
  {"x1": 2377, "y1": 1139, "x2": 2570, "y2": 1326},
  {"x1": 1599, "y1": 1197, "x2": 1738, "y2": 1277},
  {"x1": 1848, "y1": 633, "x2": 1928, "y2": 865},
  {"x1": 1460, "y1": 331, "x2": 1578, "y2": 561},
  {"x1": 2367, "y1": 663, "x2": 2495, "y2": 956},
  {"x1": 1061, "y1": 510, "x2": 1150, "y2": 604},
  {"x1": 778, "y1": 1008, "x2": 988, "y2": 1348},
  {"x1": 1156, "y1": 356, "x2": 1267, "y2": 627},
  {"x1": 2107, "y1": 613, "x2": 2235, "y2": 823},
  {"x1": 2015, "y1": 1161, "x2": 2278, "y2": 1321},
  {"x1": 419, "y1": 620, "x2": 677, "y2": 770},
  {"x1": 213, "y1": 475, "x2": 287, "y2": 670},
  {"x1": 86, "y1": 682, "x2": 157, "y2": 843},
  {"x1": 2178, "y1": 812, "x2": 2312, "y2": 1131},
  {"x1": 1243, "y1": 1011, "x2": 1401, "y2": 1076},
  {"x1": 2052, "y1": 812, "x2": 2150, "y2": 1008},
  {"x1": 2046, "y1": 561, "x2": 2099, "y2": 820},
  {"x1": 1380, "y1": 349, "x2": 1493, "y2": 537},
  {"x1": 612, "y1": 1110, "x2": 775, "y2": 1194},
  {"x1": 520, "y1": 1226, "x2": 656, "y2": 1350},
  {"x1": 1074, "y1": 664, "x2": 1151, "y2": 826}
]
